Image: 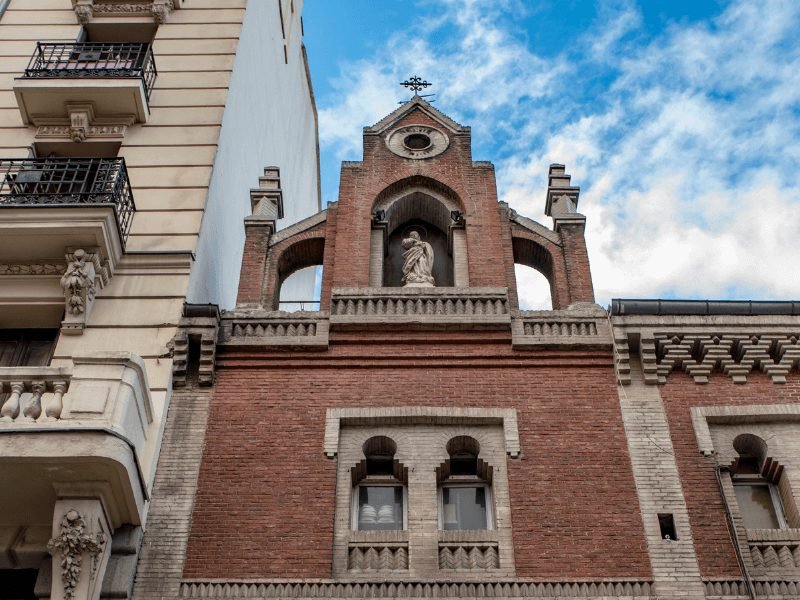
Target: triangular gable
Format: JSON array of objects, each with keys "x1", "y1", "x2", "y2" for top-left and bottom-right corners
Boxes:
[
  {"x1": 269, "y1": 208, "x2": 328, "y2": 247},
  {"x1": 365, "y1": 96, "x2": 468, "y2": 135}
]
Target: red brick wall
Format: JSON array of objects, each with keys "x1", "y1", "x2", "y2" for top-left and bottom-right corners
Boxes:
[
  {"x1": 184, "y1": 335, "x2": 651, "y2": 579},
  {"x1": 660, "y1": 371, "x2": 800, "y2": 578}
]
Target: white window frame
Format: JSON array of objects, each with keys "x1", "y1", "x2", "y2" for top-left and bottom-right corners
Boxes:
[
  {"x1": 351, "y1": 478, "x2": 408, "y2": 531},
  {"x1": 438, "y1": 480, "x2": 494, "y2": 531}
]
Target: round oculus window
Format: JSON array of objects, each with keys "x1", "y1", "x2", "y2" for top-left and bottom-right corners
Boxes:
[
  {"x1": 403, "y1": 133, "x2": 432, "y2": 150},
  {"x1": 385, "y1": 125, "x2": 449, "y2": 159}
]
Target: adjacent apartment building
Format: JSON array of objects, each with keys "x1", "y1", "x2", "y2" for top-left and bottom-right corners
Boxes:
[
  {"x1": 134, "y1": 95, "x2": 800, "y2": 600},
  {"x1": 0, "y1": 1, "x2": 319, "y2": 598}
]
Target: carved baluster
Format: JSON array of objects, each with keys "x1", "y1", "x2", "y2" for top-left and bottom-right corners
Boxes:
[
  {"x1": 21, "y1": 381, "x2": 44, "y2": 422},
  {"x1": 44, "y1": 381, "x2": 66, "y2": 421},
  {"x1": 0, "y1": 382, "x2": 24, "y2": 421}
]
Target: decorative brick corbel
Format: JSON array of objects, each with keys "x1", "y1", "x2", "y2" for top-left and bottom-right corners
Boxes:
[
  {"x1": 172, "y1": 304, "x2": 220, "y2": 387},
  {"x1": 60, "y1": 248, "x2": 109, "y2": 335}
]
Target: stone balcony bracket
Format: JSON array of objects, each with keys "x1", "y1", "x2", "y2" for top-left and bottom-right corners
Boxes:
[{"x1": 72, "y1": 0, "x2": 182, "y2": 25}]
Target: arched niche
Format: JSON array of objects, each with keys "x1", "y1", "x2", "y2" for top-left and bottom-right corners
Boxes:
[
  {"x1": 512, "y1": 236, "x2": 556, "y2": 309},
  {"x1": 384, "y1": 218, "x2": 453, "y2": 287},
  {"x1": 370, "y1": 180, "x2": 467, "y2": 288}
]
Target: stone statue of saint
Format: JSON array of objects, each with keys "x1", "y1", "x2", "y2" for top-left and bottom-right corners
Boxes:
[{"x1": 401, "y1": 230, "x2": 435, "y2": 287}]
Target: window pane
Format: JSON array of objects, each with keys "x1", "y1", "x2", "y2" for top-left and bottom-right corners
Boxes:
[
  {"x1": 0, "y1": 340, "x2": 18, "y2": 367},
  {"x1": 358, "y1": 486, "x2": 402, "y2": 531},
  {"x1": 442, "y1": 487, "x2": 487, "y2": 530},
  {"x1": 735, "y1": 484, "x2": 781, "y2": 529},
  {"x1": 22, "y1": 339, "x2": 54, "y2": 366}
]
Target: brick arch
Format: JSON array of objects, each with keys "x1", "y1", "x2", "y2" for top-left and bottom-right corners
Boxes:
[
  {"x1": 372, "y1": 175, "x2": 465, "y2": 215},
  {"x1": 264, "y1": 230, "x2": 326, "y2": 310},
  {"x1": 511, "y1": 228, "x2": 571, "y2": 310}
]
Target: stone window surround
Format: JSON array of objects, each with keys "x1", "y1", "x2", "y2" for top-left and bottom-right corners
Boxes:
[
  {"x1": 691, "y1": 403, "x2": 800, "y2": 577},
  {"x1": 324, "y1": 407, "x2": 521, "y2": 459},
  {"x1": 327, "y1": 408, "x2": 519, "y2": 579}
]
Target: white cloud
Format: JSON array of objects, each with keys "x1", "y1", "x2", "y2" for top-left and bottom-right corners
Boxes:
[{"x1": 315, "y1": 0, "x2": 800, "y2": 307}]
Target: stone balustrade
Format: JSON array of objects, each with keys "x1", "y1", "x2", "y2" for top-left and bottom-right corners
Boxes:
[
  {"x1": 330, "y1": 287, "x2": 510, "y2": 330},
  {"x1": 222, "y1": 310, "x2": 330, "y2": 348},
  {"x1": 0, "y1": 352, "x2": 156, "y2": 526},
  {"x1": 0, "y1": 368, "x2": 70, "y2": 422},
  {"x1": 512, "y1": 305, "x2": 612, "y2": 349}
]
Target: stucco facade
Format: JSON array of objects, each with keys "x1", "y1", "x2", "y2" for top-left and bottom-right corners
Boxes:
[{"x1": 0, "y1": 1, "x2": 318, "y2": 598}]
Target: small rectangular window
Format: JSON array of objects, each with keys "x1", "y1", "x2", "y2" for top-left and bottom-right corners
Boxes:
[
  {"x1": 357, "y1": 486, "x2": 403, "y2": 531},
  {"x1": 441, "y1": 486, "x2": 488, "y2": 530},
  {"x1": 657, "y1": 513, "x2": 678, "y2": 540}
]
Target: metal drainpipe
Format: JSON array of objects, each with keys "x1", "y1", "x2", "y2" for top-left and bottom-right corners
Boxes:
[
  {"x1": 715, "y1": 465, "x2": 757, "y2": 600},
  {"x1": 0, "y1": 0, "x2": 10, "y2": 21}
]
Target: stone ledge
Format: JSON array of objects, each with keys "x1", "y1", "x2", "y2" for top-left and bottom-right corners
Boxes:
[{"x1": 179, "y1": 579, "x2": 655, "y2": 599}]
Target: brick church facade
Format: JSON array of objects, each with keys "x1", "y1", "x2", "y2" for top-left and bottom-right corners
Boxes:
[{"x1": 133, "y1": 97, "x2": 800, "y2": 600}]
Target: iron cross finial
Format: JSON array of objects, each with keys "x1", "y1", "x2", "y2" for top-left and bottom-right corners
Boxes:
[{"x1": 400, "y1": 76, "x2": 432, "y2": 95}]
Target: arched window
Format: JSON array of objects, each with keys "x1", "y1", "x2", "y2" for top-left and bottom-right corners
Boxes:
[
  {"x1": 351, "y1": 436, "x2": 407, "y2": 531},
  {"x1": 437, "y1": 436, "x2": 493, "y2": 530},
  {"x1": 732, "y1": 434, "x2": 788, "y2": 529}
]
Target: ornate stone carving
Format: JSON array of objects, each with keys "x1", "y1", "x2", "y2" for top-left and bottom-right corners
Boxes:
[
  {"x1": 36, "y1": 105, "x2": 132, "y2": 143},
  {"x1": 0, "y1": 263, "x2": 64, "y2": 276},
  {"x1": 74, "y1": 0, "x2": 175, "y2": 22},
  {"x1": 60, "y1": 249, "x2": 109, "y2": 334},
  {"x1": 47, "y1": 509, "x2": 106, "y2": 600},
  {"x1": 151, "y1": 0, "x2": 173, "y2": 23},
  {"x1": 73, "y1": 4, "x2": 93, "y2": 23},
  {"x1": 401, "y1": 230, "x2": 435, "y2": 287},
  {"x1": 61, "y1": 250, "x2": 96, "y2": 316}
]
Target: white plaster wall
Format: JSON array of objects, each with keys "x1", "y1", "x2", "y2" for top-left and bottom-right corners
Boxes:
[{"x1": 187, "y1": 0, "x2": 320, "y2": 309}]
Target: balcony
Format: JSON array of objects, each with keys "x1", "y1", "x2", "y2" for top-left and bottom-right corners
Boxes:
[
  {"x1": 0, "y1": 352, "x2": 155, "y2": 530},
  {"x1": 13, "y1": 42, "x2": 156, "y2": 125},
  {"x1": 0, "y1": 157, "x2": 134, "y2": 265}
]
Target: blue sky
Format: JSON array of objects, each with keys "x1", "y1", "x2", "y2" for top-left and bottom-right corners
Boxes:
[{"x1": 301, "y1": 0, "x2": 800, "y2": 308}]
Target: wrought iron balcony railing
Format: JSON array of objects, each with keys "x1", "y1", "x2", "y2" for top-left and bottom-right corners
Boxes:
[
  {"x1": 23, "y1": 42, "x2": 157, "y2": 101},
  {"x1": 0, "y1": 157, "x2": 136, "y2": 246}
]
